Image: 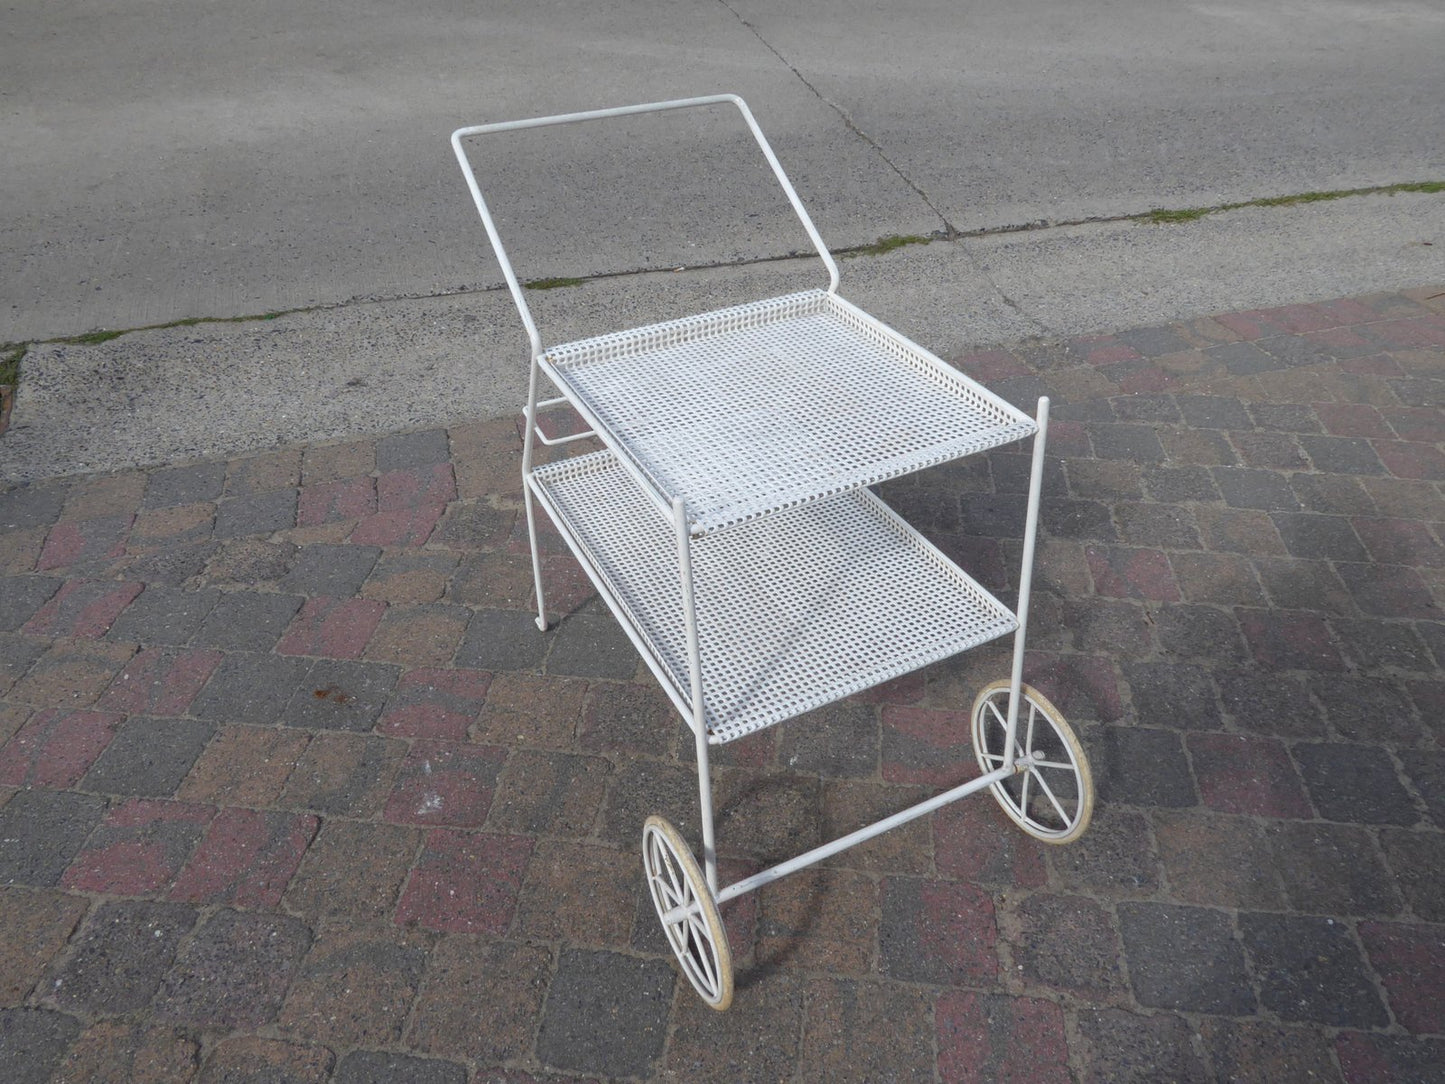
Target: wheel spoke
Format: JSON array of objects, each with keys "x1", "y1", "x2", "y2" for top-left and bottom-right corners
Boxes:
[{"x1": 1030, "y1": 767, "x2": 1075, "y2": 828}]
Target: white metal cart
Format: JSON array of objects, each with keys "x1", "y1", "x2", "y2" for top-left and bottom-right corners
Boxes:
[{"x1": 452, "y1": 95, "x2": 1094, "y2": 1010}]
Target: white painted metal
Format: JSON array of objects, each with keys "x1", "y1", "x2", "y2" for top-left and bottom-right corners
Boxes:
[
  {"x1": 1002, "y1": 397, "x2": 1051, "y2": 763},
  {"x1": 542, "y1": 289, "x2": 1035, "y2": 535},
  {"x1": 453, "y1": 96, "x2": 1087, "y2": 1008},
  {"x1": 531, "y1": 450, "x2": 1019, "y2": 744}
]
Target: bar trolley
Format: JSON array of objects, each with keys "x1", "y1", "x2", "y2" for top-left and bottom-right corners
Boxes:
[{"x1": 451, "y1": 95, "x2": 1093, "y2": 1010}]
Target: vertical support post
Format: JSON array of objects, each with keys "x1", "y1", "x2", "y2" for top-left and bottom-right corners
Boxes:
[
  {"x1": 521, "y1": 354, "x2": 549, "y2": 631},
  {"x1": 674, "y1": 497, "x2": 718, "y2": 893},
  {"x1": 1004, "y1": 397, "x2": 1051, "y2": 765}
]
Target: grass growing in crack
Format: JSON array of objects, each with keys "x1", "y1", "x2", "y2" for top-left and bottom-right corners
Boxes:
[
  {"x1": 1140, "y1": 180, "x2": 1445, "y2": 225},
  {"x1": 524, "y1": 276, "x2": 588, "y2": 290},
  {"x1": 1, "y1": 343, "x2": 25, "y2": 387},
  {"x1": 843, "y1": 233, "x2": 932, "y2": 258}
]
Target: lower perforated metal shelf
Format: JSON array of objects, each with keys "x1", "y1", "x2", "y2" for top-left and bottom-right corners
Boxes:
[{"x1": 531, "y1": 450, "x2": 1018, "y2": 744}]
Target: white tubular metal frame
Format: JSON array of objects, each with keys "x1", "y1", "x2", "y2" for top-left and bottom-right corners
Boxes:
[{"x1": 452, "y1": 96, "x2": 1076, "y2": 1001}]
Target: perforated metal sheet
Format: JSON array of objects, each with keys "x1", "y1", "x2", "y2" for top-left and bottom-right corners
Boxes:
[
  {"x1": 542, "y1": 290, "x2": 1037, "y2": 535},
  {"x1": 532, "y1": 450, "x2": 1018, "y2": 744}
]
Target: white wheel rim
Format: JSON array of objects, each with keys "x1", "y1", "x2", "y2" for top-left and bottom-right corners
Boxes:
[
  {"x1": 643, "y1": 822, "x2": 730, "y2": 1007},
  {"x1": 972, "y1": 685, "x2": 1091, "y2": 842}
]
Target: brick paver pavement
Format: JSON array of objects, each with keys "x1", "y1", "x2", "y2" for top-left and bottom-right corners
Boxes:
[{"x1": 1, "y1": 285, "x2": 1442, "y2": 1082}]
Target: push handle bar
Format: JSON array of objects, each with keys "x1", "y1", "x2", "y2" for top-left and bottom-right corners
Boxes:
[{"x1": 451, "y1": 93, "x2": 842, "y2": 359}]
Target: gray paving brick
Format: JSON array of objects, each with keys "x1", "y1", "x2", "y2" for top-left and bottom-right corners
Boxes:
[
  {"x1": 106, "y1": 585, "x2": 220, "y2": 645},
  {"x1": 80, "y1": 716, "x2": 216, "y2": 797},
  {"x1": 213, "y1": 489, "x2": 297, "y2": 539},
  {"x1": 334, "y1": 1051, "x2": 466, "y2": 1084},
  {"x1": 0, "y1": 789, "x2": 107, "y2": 887},
  {"x1": 47, "y1": 901, "x2": 197, "y2": 1014},
  {"x1": 1092, "y1": 725, "x2": 1198, "y2": 809},
  {"x1": 1264, "y1": 820, "x2": 1404, "y2": 917},
  {"x1": 190, "y1": 652, "x2": 314, "y2": 724},
  {"x1": 0, "y1": 1007, "x2": 83, "y2": 1084},
  {"x1": 1213, "y1": 467, "x2": 1302, "y2": 511},
  {"x1": 142, "y1": 463, "x2": 225, "y2": 509},
  {"x1": 192, "y1": 591, "x2": 305, "y2": 652},
  {"x1": 536, "y1": 949, "x2": 674, "y2": 1076},
  {"x1": 280, "y1": 543, "x2": 381, "y2": 596},
  {"x1": 1240, "y1": 912, "x2": 1388, "y2": 1027},
  {"x1": 1089, "y1": 423, "x2": 1166, "y2": 463},
  {"x1": 454, "y1": 608, "x2": 550, "y2": 671},
  {"x1": 0, "y1": 576, "x2": 61, "y2": 632},
  {"x1": 1299, "y1": 434, "x2": 1387, "y2": 475},
  {"x1": 0, "y1": 481, "x2": 69, "y2": 530},
  {"x1": 1119, "y1": 902, "x2": 1254, "y2": 1013},
  {"x1": 1075, "y1": 1008, "x2": 1210, "y2": 1084},
  {"x1": 376, "y1": 428, "x2": 452, "y2": 470},
  {"x1": 1271, "y1": 513, "x2": 1369, "y2": 562},
  {"x1": 284, "y1": 659, "x2": 400, "y2": 731},
  {"x1": 1295, "y1": 743, "x2": 1419, "y2": 825},
  {"x1": 1178, "y1": 394, "x2": 1253, "y2": 430},
  {"x1": 546, "y1": 612, "x2": 639, "y2": 679}
]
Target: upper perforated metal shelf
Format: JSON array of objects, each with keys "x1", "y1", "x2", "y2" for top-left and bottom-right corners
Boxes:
[{"x1": 541, "y1": 289, "x2": 1036, "y2": 534}]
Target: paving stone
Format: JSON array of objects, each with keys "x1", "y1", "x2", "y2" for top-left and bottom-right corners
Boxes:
[
  {"x1": 377, "y1": 667, "x2": 491, "y2": 741},
  {"x1": 1062, "y1": 598, "x2": 1152, "y2": 656},
  {"x1": 154, "y1": 908, "x2": 311, "y2": 1031},
  {"x1": 820, "y1": 779, "x2": 934, "y2": 876},
  {"x1": 0, "y1": 707, "x2": 123, "y2": 787},
  {"x1": 283, "y1": 819, "x2": 420, "y2": 924},
  {"x1": 22, "y1": 578, "x2": 144, "y2": 638},
  {"x1": 1194, "y1": 505, "x2": 1287, "y2": 555},
  {"x1": 544, "y1": 611, "x2": 637, "y2": 678},
  {"x1": 37, "y1": 514, "x2": 133, "y2": 571},
  {"x1": 351, "y1": 465, "x2": 456, "y2": 547},
  {"x1": 192, "y1": 591, "x2": 304, "y2": 652},
  {"x1": 1291, "y1": 472, "x2": 1378, "y2": 516},
  {"x1": 881, "y1": 704, "x2": 975, "y2": 788},
  {"x1": 0, "y1": 788, "x2": 106, "y2": 886},
  {"x1": 793, "y1": 977, "x2": 935, "y2": 1084},
  {"x1": 127, "y1": 501, "x2": 215, "y2": 552},
  {"x1": 1299, "y1": 434, "x2": 1388, "y2": 476},
  {"x1": 533, "y1": 949, "x2": 674, "y2": 1076},
  {"x1": 1240, "y1": 912, "x2": 1387, "y2": 1027},
  {"x1": 1092, "y1": 725, "x2": 1198, "y2": 808},
  {"x1": 1336, "y1": 561, "x2": 1437, "y2": 618},
  {"x1": 1046, "y1": 806, "x2": 1160, "y2": 897},
  {"x1": 1358, "y1": 920, "x2": 1445, "y2": 1034},
  {"x1": 488, "y1": 748, "x2": 610, "y2": 838},
  {"x1": 1238, "y1": 609, "x2": 1344, "y2": 671},
  {"x1": 1213, "y1": 466, "x2": 1302, "y2": 510},
  {"x1": 1142, "y1": 464, "x2": 1220, "y2": 503},
  {"x1": 61, "y1": 798, "x2": 213, "y2": 895},
  {"x1": 47, "y1": 900, "x2": 197, "y2": 1015},
  {"x1": 282, "y1": 732, "x2": 404, "y2": 816},
  {"x1": 279, "y1": 543, "x2": 381, "y2": 596},
  {"x1": 0, "y1": 887, "x2": 90, "y2": 1004},
  {"x1": 169, "y1": 808, "x2": 317, "y2": 907},
  {"x1": 1332, "y1": 618, "x2": 1435, "y2": 673},
  {"x1": 360, "y1": 550, "x2": 460, "y2": 605},
  {"x1": 9, "y1": 638, "x2": 139, "y2": 707},
  {"x1": 1188, "y1": 732, "x2": 1312, "y2": 818},
  {"x1": 276, "y1": 595, "x2": 387, "y2": 659},
  {"x1": 1270, "y1": 512, "x2": 1370, "y2": 562},
  {"x1": 362, "y1": 603, "x2": 470, "y2": 667},
  {"x1": 198, "y1": 1037, "x2": 333, "y2": 1083},
  {"x1": 49, "y1": 1019, "x2": 200, "y2": 1084},
  {"x1": 455, "y1": 607, "x2": 550, "y2": 672},
  {"x1": 395, "y1": 828, "x2": 531, "y2": 935},
  {"x1": 284, "y1": 658, "x2": 399, "y2": 731},
  {"x1": 95, "y1": 646, "x2": 222, "y2": 717},
  {"x1": 0, "y1": 1007, "x2": 83, "y2": 1084},
  {"x1": 753, "y1": 866, "x2": 876, "y2": 975},
  {"x1": 1198, "y1": 1020, "x2": 1343, "y2": 1084},
  {"x1": 334, "y1": 1051, "x2": 466, "y2": 1084},
  {"x1": 1161, "y1": 426, "x2": 1238, "y2": 467},
  {"x1": 277, "y1": 923, "x2": 430, "y2": 1047},
  {"x1": 142, "y1": 463, "x2": 226, "y2": 509},
  {"x1": 578, "y1": 679, "x2": 677, "y2": 758},
  {"x1": 0, "y1": 526, "x2": 45, "y2": 574},
  {"x1": 0, "y1": 576, "x2": 61, "y2": 632},
  {"x1": 1313, "y1": 675, "x2": 1424, "y2": 745},
  {"x1": 1403, "y1": 751, "x2": 1445, "y2": 830},
  {"x1": 931, "y1": 790, "x2": 1044, "y2": 886},
  {"x1": 202, "y1": 537, "x2": 297, "y2": 588},
  {"x1": 877, "y1": 877, "x2": 996, "y2": 985},
  {"x1": 1157, "y1": 604, "x2": 1248, "y2": 661},
  {"x1": 189, "y1": 652, "x2": 313, "y2": 725},
  {"x1": 81, "y1": 716, "x2": 216, "y2": 797},
  {"x1": 1264, "y1": 820, "x2": 1404, "y2": 917},
  {"x1": 407, "y1": 938, "x2": 552, "y2": 1064},
  {"x1": 1353, "y1": 515, "x2": 1445, "y2": 568},
  {"x1": 1335, "y1": 1033, "x2": 1445, "y2": 1084},
  {"x1": 1001, "y1": 892, "x2": 1123, "y2": 1000},
  {"x1": 1124, "y1": 661, "x2": 1220, "y2": 729},
  {"x1": 664, "y1": 970, "x2": 804, "y2": 1084},
  {"x1": 1020, "y1": 651, "x2": 1124, "y2": 722},
  {"x1": 296, "y1": 476, "x2": 376, "y2": 528},
  {"x1": 384, "y1": 739, "x2": 506, "y2": 828},
  {"x1": 375, "y1": 428, "x2": 451, "y2": 471},
  {"x1": 427, "y1": 499, "x2": 514, "y2": 551},
  {"x1": 935, "y1": 991, "x2": 1070, "y2": 1084},
  {"x1": 1253, "y1": 556, "x2": 1354, "y2": 616},
  {"x1": 1210, "y1": 339, "x2": 1288, "y2": 374},
  {"x1": 212, "y1": 489, "x2": 297, "y2": 539},
  {"x1": 1295, "y1": 743, "x2": 1418, "y2": 825},
  {"x1": 0, "y1": 634, "x2": 46, "y2": 696},
  {"x1": 474, "y1": 671, "x2": 587, "y2": 749},
  {"x1": 1041, "y1": 497, "x2": 1117, "y2": 541},
  {"x1": 514, "y1": 839, "x2": 638, "y2": 947},
  {"x1": 1248, "y1": 401, "x2": 1322, "y2": 432},
  {"x1": 1117, "y1": 901, "x2": 1253, "y2": 1013},
  {"x1": 1153, "y1": 810, "x2": 1285, "y2": 909},
  {"x1": 1087, "y1": 422, "x2": 1166, "y2": 463},
  {"x1": 177, "y1": 725, "x2": 309, "y2": 806},
  {"x1": 776, "y1": 699, "x2": 878, "y2": 778},
  {"x1": 1086, "y1": 545, "x2": 1179, "y2": 601}
]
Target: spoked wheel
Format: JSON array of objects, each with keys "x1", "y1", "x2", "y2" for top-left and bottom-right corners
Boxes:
[
  {"x1": 641, "y1": 815, "x2": 733, "y2": 1011},
  {"x1": 971, "y1": 680, "x2": 1094, "y2": 844}
]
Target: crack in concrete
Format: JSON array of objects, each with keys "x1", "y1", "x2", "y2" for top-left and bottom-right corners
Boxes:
[{"x1": 716, "y1": 0, "x2": 956, "y2": 237}]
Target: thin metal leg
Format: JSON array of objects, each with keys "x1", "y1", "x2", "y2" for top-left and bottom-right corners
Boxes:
[
  {"x1": 521, "y1": 356, "x2": 549, "y2": 631},
  {"x1": 1004, "y1": 396, "x2": 1050, "y2": 763},
  {"x1": 674, "y1": 497, "x2": 718, "y2": 893}
]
